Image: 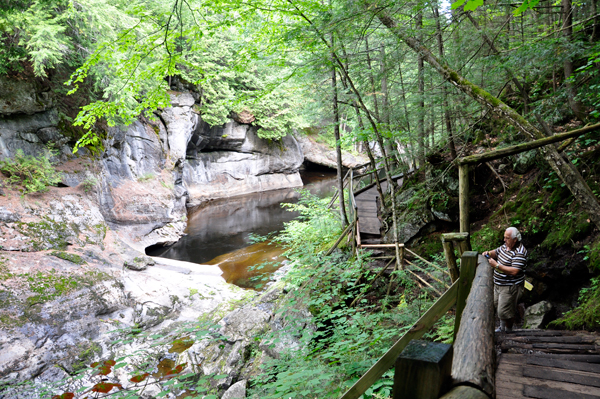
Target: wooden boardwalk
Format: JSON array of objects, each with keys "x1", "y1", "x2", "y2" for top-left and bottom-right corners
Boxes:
[
  {"x1": 354, "y1": 175, "x2": 405, "y2": 237},
  {"x1": 496, "y1": 329, "x2": 600, "y2": 399}
]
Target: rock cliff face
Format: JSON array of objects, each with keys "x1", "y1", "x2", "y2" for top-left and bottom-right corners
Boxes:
[
  {"x1": 0, "y1": 79, "x2": 315, "y2": 397},
  {"x1": 0, "y1": 83, "x2": 307, "y2": 249}
]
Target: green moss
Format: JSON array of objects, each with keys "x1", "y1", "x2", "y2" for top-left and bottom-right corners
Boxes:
[
  {"x1": 0, "y1": 258, "x2": 12, "y2": 279},
  {"x1": 0, "y1": 314, "x2": 26, "y2": 328},
  {"x1": 51, "y1": 251, "x2": 87, "y2": 265},
  {"x1": 540, "y1": 210, "x2": 592, "y2": 250},
  {"x1": 588, "y1": 237, "x2": 600, "y2": 271},
  {"x1": 24, "y1": 270, "x2": 80, "y2": 306},
  {"x1": 71, "y1": 342, "x2": 102, "y2": 372},
  {"x1": 471, "y1": 224, "x2": 503, "y2": 253},
  {"x1": 16, "y1": 216, "x2": 72, "y2": 251},
  {"x1": 411, "y1": 233, "x2": 444, "y2": 260}
]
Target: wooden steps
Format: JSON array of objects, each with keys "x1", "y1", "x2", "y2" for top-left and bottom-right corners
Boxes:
[{"x1": 496, "y1": 330, "x2": 600, "y2": 399}]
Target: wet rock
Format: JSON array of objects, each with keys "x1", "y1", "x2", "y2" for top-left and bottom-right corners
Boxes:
[
  {"x1": 523, "y1": 300, "x2": 553, "y2": 329},
  {"x1": 222, "y1": 379, "x2": 247, "y2": 399}
]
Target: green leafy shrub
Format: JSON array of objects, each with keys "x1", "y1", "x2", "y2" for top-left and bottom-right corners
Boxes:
[
  {"x1": 81, "y1": 175, "x2": 98, "y2": 192},
  {"x1": 551, "y1": 276, "x2": 600, "y2": 330},
  {"x1": 0, "y1": 149, "x2": 62, "y2": 194}
]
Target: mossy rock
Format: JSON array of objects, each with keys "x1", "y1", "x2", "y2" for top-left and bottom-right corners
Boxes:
[{"x1": 50, "y1": 251, "x2": 86, "y2": 265}]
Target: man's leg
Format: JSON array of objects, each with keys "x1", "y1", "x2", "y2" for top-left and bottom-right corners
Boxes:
[
  {"x1": 494, "y1": 284, "x2": 504, "y2": 333},
  {"x1": 505, "y1": 283, "x2": 524, "y2": 331},
  {"x1": 497, "y1": 285, "x2": 516, "y2": 332}
]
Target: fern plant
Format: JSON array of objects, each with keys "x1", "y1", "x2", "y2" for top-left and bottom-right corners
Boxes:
[{"x1": 0, "y1": 148, "x2": 62, "y2": 194}]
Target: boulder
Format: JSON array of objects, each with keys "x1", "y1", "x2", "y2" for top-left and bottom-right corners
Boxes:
[
  {"x1": 168, "y1": 92, "x2": 195, "y2": 107},
  {"x1": 98, "y1": 118, "x2": 186, "y2": 247},
  {"x1": 161, "y1": 105, "x2": 199, "y2": 166},
  {"x1": 295, "y1": 134, "x2": 369, "y2": 169},
  {"x1": 523, "y1": 300, "x2": 553, "y2": 329},
  {"x1": 102, "y1": 120, "x2": 166, "y2": 184},
  {"x1": 386, "y1": 187, "x2": 435, "y2": 243},
  {"x1": 222, "y1": 380, "x2": 247, "y2": 399}
]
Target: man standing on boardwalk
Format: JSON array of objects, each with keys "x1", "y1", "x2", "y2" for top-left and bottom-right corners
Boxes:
[{"x1": 483, "y1": 227, "x2": 528, "y2": 333}]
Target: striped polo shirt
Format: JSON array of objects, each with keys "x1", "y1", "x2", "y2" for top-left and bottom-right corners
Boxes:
[{"x1": 493, "y1": 242, "x2": 527, "y2": 286}]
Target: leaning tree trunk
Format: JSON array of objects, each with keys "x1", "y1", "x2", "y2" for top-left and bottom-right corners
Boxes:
[
  {"x1": 331, "y1": 39, "x2": 349, "y2": 226},
  {"x1": 373, "y1": 7, "x2": 600, "y2": 230}
]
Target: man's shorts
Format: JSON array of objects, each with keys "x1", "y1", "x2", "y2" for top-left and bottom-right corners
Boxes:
[{"x1": 493, "y1": 283, "x2": 524, "y2": 320}]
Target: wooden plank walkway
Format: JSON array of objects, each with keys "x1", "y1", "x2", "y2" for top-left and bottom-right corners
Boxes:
[
  {"x1": 496, "y1": 330, "x2": 600, "y2": 399},
  {"x1": 355, "y1": 176, "x2": 404, "y2": 236}
]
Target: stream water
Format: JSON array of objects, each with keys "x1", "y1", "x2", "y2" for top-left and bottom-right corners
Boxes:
[{"x1": 150, "y1": 168, "x2": 337, "y2": 289}]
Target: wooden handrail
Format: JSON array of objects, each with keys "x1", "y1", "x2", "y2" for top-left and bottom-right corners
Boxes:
[
  {"x1": 457, "y1": 122, "x2": 600, "y2": 166},
  {"x1": 457, "y1": 122, "x2": 600, "y2": 234},
  {"x1": 441, "y1": 254, "x2": 494, "y2": 399},
  {"x1": 404, "y1": 248, "x2": 451, "y2": 277},
  {"x1": 339, "y1": 279, "x2": 460, "y2": 399}
]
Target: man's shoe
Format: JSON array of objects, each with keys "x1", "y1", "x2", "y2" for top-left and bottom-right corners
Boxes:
[{"x1": 495, "y1": 327, "x2": 504, "y2": 333}]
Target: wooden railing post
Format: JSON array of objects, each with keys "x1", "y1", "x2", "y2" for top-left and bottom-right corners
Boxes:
[
  {"x1": 458, "y1": 164, "x2": 469, "y2": 234},
  {"x1": 453, "y1": 251, "x2": 477, "y2": 341},
  {"x1": 393, "y1": 340, "x2": 453, "y2": 399}
]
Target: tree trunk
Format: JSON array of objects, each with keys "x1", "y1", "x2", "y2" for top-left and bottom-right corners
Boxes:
[
  {"x1": 591, "y1": 0, "x2": 599, "y2": 42},
  {"x1": 432, "y1": 2, "x2": 457, "y2": 159},
  {"x1": 374, "y1": 8, "x2": 600, "y2": 230},
  {"x1": 332, "y1": 50, "x2": 349, "y2": 226},
  {"x1": 417, "y1": 11, "x2": 426, "y2": 166},
  {"x1": 562, "y1": 0, "x2": 586, "y2": 120}
]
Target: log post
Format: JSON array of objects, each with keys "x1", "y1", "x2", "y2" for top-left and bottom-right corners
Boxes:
[
  {"x1": 458, "y1": 239, "x2": 471, "y2": 254},
  {"x1": 453, "y1": 251, "x2": 477, "y2": 340},
  {"x1": 399, "y1": 245, "x2": 405, "y2": 270},
  {"x1": 441, "y1": 240, "x2": 459, "y2": 283},
  {"x1": 458, "y1": 164, "x2": 469, "y2": 234},
  {"x1": 443, "y1": 254, "x2": 495, "y2": 399},
  {"x1": 441, "y1": 233, "x2": 469, "y2": 283},
  {"x1": 393, "y1": 340, "x2": 453, "y2": 399},
  {"x1": 439, "y1": 385, "x2": 489, "y2": 399}
]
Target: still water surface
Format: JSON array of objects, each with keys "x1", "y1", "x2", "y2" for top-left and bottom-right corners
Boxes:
[{"x1": 153, "y1": 170, "x2": 336, "y2": 288}]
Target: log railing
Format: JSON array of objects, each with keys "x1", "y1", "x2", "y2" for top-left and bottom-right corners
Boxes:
[
  {"x1": 440, "y1": 254, "x2": 494, "y2": 399},
  {"x1": 338, "y1": 251, "x2": 480, "y2": 399},
  {"x1": 456, "y1": 122, "x2": 600, "y2": 233}
]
